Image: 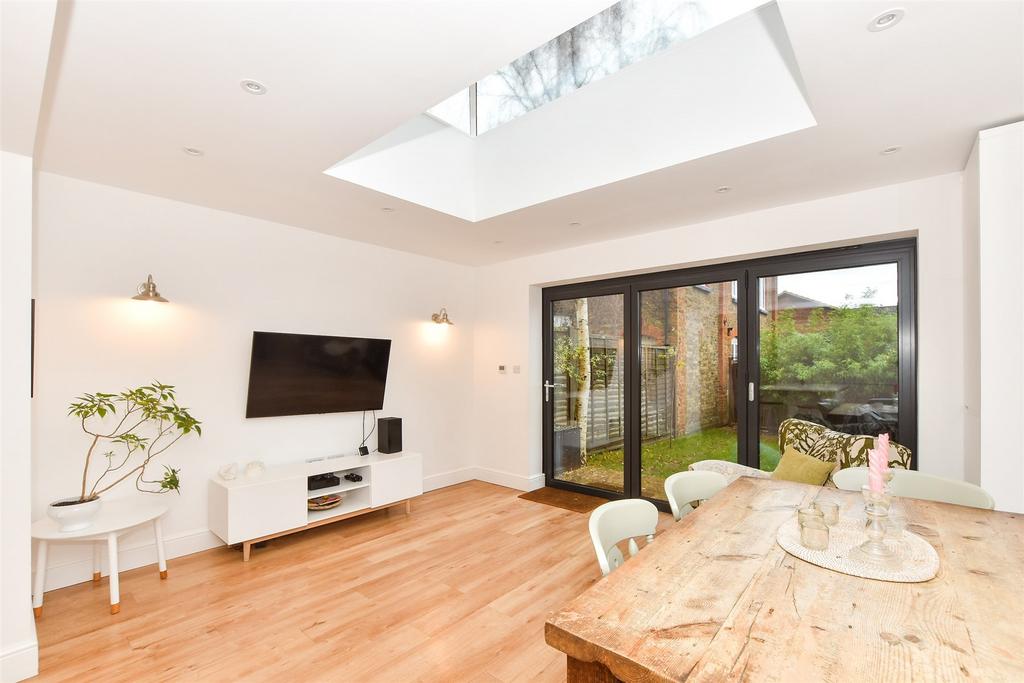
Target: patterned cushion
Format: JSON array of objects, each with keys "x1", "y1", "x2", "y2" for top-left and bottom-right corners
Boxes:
[
  {"x1": 778, "y1": 419, "x2": 827, "y2": 456},
  {"x1": 805, "y1": 429, "x2": 912, "y2": 470}
]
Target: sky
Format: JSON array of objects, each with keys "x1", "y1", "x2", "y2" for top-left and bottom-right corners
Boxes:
[{"x1": 773, "y1": 263, "x2": 899, "y2": 308}]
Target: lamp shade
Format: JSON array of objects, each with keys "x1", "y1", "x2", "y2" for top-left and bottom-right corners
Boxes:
[
  {"x1": 431, "y1": 307, "x2": 453, "y2": 325},
  {"x1": 132, "y1": 274, "x2": 168, "y2": 303}
]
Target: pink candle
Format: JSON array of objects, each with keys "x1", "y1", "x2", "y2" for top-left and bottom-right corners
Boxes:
[
  {"x1": 877, "y1": 434, "x2": 891, "y2": 473},
  {"x1": 868, "y1": 448, "x2": 884, "y2": 493}
]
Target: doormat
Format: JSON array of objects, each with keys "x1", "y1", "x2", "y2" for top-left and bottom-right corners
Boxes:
[{"x1": 518, "y1": 487, "x2": 606, "y2": 514}]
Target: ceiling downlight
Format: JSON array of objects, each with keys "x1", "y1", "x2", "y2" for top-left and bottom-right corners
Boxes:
[
  {"x1": 240, "y1": 79, "x2": 267, "y2": 95},
  {"x1": 868, "y1": 8, "x2": 905, "y2": 32}
]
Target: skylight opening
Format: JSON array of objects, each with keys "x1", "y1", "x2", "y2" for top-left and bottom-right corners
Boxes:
[{"x1": 427, "y1": 0, "x2": 769, "y2": 136}]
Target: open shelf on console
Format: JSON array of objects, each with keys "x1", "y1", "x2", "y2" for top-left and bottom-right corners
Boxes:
[
  {"x1": 306, "y1": 480, "x2": 369, "y2": 498},
  {"x1": 307, "y1": 486, "x2": 370, "y2": 523}
]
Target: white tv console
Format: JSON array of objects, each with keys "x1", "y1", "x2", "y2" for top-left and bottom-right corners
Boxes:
[{"x1": 208, "y1": 451, "x2": 422, "y2": 560}]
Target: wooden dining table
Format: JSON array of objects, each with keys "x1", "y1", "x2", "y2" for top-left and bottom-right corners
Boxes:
[{"x1": 545, "y1": 477, "x2": 1023, "y2": 682}]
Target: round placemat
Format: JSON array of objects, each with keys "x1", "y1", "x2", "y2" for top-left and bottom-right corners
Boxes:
[{"x1": 777, "y1": 517, "x2": 938, "y2": 583}]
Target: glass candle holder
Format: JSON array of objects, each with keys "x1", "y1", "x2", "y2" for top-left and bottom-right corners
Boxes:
[
  {"x1": 799, "y1": 516, "x2": 829, "y2": 551},
  {"x1": 850, "y1": 485, "x2": 898, "y2": 567},
  {"x1": 885, "y1": 512, "x2": 907, "y2": 541},
  {"x1": 813, "y1": 501, "x2": 840, "y2": 526}
]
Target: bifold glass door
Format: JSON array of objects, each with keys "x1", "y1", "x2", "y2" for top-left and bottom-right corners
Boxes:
[
  {"x1": 637, "y1": 281, "x2": 741, "y2": 501},
  {"x1": 753, "y1": 261, "x2": 910, "y2": 468},
  {"x1": 543, "y1": 240, "x2": 916, "y2": 507},
  {"x1": 548, "y1": 293, "x2": 626, "y2": 494}
]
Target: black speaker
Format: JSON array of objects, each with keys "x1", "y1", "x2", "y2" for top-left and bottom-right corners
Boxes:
[{"x1": 378, "y1": 417, "x2": 402, "y2": 454}]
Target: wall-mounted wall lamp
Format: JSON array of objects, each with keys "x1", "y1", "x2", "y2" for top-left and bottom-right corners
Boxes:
[
  {"x1": 431, "y1": 307, "x2": 453, "y2": 325},
  {"x1": 131, "y1": 274, "x2": 169, "y2": 303}
]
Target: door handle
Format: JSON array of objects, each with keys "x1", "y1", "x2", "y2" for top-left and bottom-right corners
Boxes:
[
  {"x1": 544, "y1": 381, "x2": 556, "y2": 402},
  {"x1": 748, "y1": 382, "x2": 755, "y2": 402}
]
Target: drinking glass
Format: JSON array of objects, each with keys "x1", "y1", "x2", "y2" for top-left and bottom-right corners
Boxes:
[
  {"x1": 798, "y1": 507, "x2": 823, "y2": 525},
  {"x1": 799, "y1": 516, "x2": 829, "y2": 551},
  {"x1": 813, "y1": 501, "x2": 840, "y2": 527}
]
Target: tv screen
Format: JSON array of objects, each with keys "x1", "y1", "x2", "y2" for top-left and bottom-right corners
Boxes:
[{"x1": 245, "y1": 331, "x2": 391, "y2": 418}]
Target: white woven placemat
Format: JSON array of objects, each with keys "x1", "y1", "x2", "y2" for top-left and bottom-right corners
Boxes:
[{"x1": 776, "y1": 517, "x2": 939, "y2": 583}]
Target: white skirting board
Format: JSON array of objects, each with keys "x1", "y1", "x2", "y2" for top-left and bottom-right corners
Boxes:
[
  {"x1": 34, "y1": 527, "x2": 222, "y2": 593},
  {"x1": 37, "y1": 470, "x2": 543, "y2": 593},
  {"x1": 424, "y1": 466, "x2": 544, "y2": 493},
  {"x1": 0, "y1": 639, "x2": 39, "y2": 682}
]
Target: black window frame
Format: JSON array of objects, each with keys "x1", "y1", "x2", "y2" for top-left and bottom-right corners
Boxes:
[{"x1": 542, "y1": 238, "x2": 917, "y2": 508}]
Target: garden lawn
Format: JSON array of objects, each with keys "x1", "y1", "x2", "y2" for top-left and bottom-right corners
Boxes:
[{"x1": 559, "y1": 426, "x2": 780, "y2": 500}]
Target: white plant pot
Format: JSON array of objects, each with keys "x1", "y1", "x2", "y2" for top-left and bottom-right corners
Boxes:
[{"x1": 47, "y1": 496, "x2": 102, "y2": 532}]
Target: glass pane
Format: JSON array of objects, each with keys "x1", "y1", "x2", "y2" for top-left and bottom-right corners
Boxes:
[
  {"x1": 638, "y1": 282, "x2": 739, "y2": 500},
  {"x1": 551, "y1": 294, "x2": 625, "y2": 494},
  {"x1": 477, "y1": 0, "x2": 767, "y2": 135},
  {"x1": 758, "y1": 264, "x2": 900, "y2": 470}
]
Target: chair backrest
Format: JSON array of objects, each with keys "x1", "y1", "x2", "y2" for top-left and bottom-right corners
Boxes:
[
  {"x1": 832, "y1": 467, "x2": 995, "y2": 510},
  {"x1": 664, "y1": 471, "x2": 727, "y2": 521},
  {"x1": 589, "y1": 499, "x2": 659, "y2": 576}
]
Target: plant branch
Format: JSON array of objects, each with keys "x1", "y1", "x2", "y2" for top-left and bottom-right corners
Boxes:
[
  {"x1": 88, "y1": 448, "x2": 136, "y2": 498},
  {"x1": 79, "y1": 434, "x2": 101, "y2": 501}
]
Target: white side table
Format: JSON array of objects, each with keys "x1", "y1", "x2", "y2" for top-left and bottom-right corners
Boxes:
[{"x1": 31, "y1": 499, "x2": 170, "y2": 616}]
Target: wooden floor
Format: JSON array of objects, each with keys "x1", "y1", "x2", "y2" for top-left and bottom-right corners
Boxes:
[{"x1": 34, "y1": 481, "x2": 671, "y2": 682}]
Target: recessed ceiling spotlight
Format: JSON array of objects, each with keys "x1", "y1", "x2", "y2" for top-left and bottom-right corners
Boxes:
[
  {"x1": 182, "y1": 147, "x2": 204, "y2": 157},
  {"x1": 868, "y1": 8, "x2": 905, "y2": 32},
  {"x1": 568, "y1": 221, "x2": 582, "y2": 227},
  {"x1": 715, "y1": 186, "x2": 731, "y2": 194},
  {"x1": 880, "y1": 146, "x2": 902, "y2": 155},
  {"x1": 240, "y1": 79, "x2": 267, "y2": 95},
  {"x1": 381, "y1": 207, "x2": 395, "y2": 212}
]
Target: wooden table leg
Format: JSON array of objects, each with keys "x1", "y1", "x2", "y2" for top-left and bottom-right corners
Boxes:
[
  {"x1": 107, "y1": 532, "x2": 120, "y2": 614},
  {"x1": 565, "y1": 656, "x2": 622, "y2": 683},
  {"x1": 33, "y1": 540, "x2": 47, "y2": 618},
  {"x1": 242, "y1": 541, "x2": 251, "y2": 562},
  {"x1": 92, "y1": 542, "x2": 102, "y2": 583},
  {"x1": 153, "y1": 518, "x2": 168, "y2": 579}
]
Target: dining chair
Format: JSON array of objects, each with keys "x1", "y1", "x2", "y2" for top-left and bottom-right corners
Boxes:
[
  {"x1": 832, "y1": 467, "x2": 995, "y2": 509},
  {"x1": 589, "y1": 499, "x2": 659, "y2": 576},
  {"x1": 664, "y1": 471, "x2": 728, "y2": 521}
]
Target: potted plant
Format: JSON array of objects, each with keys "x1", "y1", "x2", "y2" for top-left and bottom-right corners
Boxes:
[{"x1": 48, "y1": 382, "x2": 201, "y2": 532}]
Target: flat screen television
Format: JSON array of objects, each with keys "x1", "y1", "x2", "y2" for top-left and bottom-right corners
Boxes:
[{"x1": 245, "y1": 331, "x2": 391, "y2": 418}]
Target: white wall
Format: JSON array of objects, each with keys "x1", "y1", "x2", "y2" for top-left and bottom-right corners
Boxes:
[
  {"x1": 972, "y1": 122, "x2": 1024, "y2": 513},
  {"x1": 2, "y1": 0, "x2": 57, "y2": 677},
  {"x1": 471, "y1": 173, "x2": 968, "y2": 489},
  {"x1": 962, "y1": 140, "x2": 981, "y2": 486},
  {"x1": 0, "y1": 153, "x2": 39, "y2": 683},
  {"x1": 31, "y1": 172, "x2": 477, "y2": 591}
]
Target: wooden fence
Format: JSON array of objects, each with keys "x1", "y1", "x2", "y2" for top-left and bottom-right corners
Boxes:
[{"x1": 553, "y1": 333, "x2": 675, "y2": 451}]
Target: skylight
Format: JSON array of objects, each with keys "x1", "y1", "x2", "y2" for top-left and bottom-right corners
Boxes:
[{"x1": 427, "y1": 0, "x2": 769, "y2": 136}]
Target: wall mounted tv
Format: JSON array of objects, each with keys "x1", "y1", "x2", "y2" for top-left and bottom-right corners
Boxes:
[{"x1": 245, "y1": 331, "x2": 391, "y2": 418}]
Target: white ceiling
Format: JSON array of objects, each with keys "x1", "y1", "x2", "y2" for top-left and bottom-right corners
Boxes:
[
  {"x1": 328, "y1": 3, "x2": 819, "y2": 222},
  {"x1": 34, "y1": 0, "x2": 1024, "y2": 265}
]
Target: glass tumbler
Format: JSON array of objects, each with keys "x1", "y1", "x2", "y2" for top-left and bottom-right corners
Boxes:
[
  {"x1": 798, "y1": 509, "x2": 829, "y2": 551},
  {"x1": 813, "y1": 501, "x2": 840, "y2": 527}
]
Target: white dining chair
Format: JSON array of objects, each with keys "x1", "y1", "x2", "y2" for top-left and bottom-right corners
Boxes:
[
  {"x1": 664, "y1": 471, "x2": 728, "y2": 521},
  {"x1": 832, "y1": 467, "x2": 995, "y2": 510},
  {"x1": 589, "y1": 499, "x2": 659, "y2": 576}
]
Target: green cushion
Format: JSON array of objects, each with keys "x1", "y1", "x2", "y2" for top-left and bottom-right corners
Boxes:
[{"x1": 771, "y1": 447, "x2": 835, "y2": 486}]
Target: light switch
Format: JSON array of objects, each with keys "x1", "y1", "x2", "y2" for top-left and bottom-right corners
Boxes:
[{"x1": 512, "y1": 365, "x2": 521, "y2": 374}]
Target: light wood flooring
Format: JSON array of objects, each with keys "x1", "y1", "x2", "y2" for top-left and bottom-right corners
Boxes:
[{"x1": 34, "y1": 481, "x2": 671, "y2": 682}]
